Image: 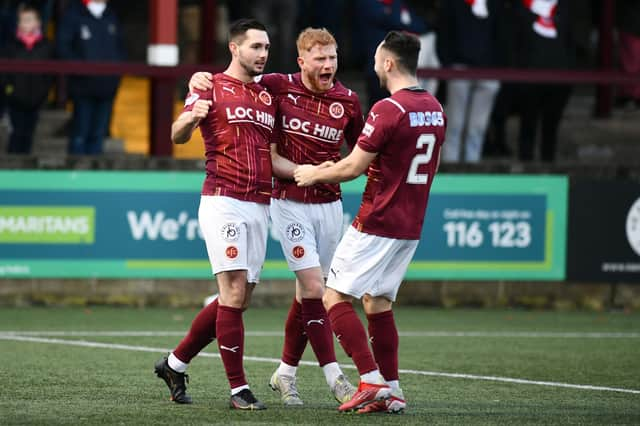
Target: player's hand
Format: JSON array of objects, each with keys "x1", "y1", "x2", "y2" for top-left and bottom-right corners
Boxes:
[
  {"x1": 189, "y1": 72, "x2": 213, "y2": 92},
  {"x1": 317, "y1": 161, "x2": 335, "y2": 169},
  {"x1": 294, "y1": 165, "x2": 319, "y2": 187},
  {"x1": 191, "y1": 100, "x2": 212, "y2": 122}
]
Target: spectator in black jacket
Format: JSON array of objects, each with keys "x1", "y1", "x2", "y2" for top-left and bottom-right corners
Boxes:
[
  {"x1": 515, "y1": 0, "x2": 573, "y2": 162},
  {"x1": 1, "y1": 2, "x2": 54, "y2": 154},
  {"x1": 0, "y1": 0, "x2": 16, "y2": 127},
  {"x1": 57, "y1": 0, "x2": 125, "y2": 155},
  {"x1": 354, "y1": 0, "x2": 428, "y2": 109}
]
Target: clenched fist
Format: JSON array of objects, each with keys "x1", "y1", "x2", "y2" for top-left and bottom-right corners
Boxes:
[{"x1": 191, "y1": 99, "x2": 212, "y2": 122}]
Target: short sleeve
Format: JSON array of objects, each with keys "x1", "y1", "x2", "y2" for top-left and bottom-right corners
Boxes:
[
  {"x1": 254, "y1": 73, "x2": 285, "y2": 94},
  {"x1": 182, "y1": 87, "x2": 212, "y2": 113},
  {"x1": 356, "y1": 100, "x2": 400, "y2": 154}
]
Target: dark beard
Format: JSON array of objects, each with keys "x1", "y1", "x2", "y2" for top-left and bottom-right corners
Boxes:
[{"x1": 241, "y1": 61, "x2": 261, "y2": 77}]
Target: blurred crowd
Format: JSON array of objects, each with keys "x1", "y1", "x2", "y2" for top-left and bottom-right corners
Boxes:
[{"x1": 0, "y1": 0, "x2": 639, "y2": 163}]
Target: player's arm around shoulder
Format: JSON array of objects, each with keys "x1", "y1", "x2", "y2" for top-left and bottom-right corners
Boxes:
[{"x1": 171, "y1": 97, "x2": 212, "y2": 144}]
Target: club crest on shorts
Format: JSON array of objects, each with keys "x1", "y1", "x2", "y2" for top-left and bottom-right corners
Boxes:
[
  {"x1": 259, "y1": 90, "x2": 272, "y2": 106},
  {"x1": 286, "y1": 223, "x2": 304, "y2": 242},
  {"x1": 220, "y1": 223, "x2": 240, "y2": 242},
  {"x1": 292, "y1": 246, "x2": 305, "y2": 259},
  {"x1": 226, "y1": 246, "x2": 239, "y2": 259},
  {"x1": 329, "y1": 102, "x2": 344, "y2": 119}
]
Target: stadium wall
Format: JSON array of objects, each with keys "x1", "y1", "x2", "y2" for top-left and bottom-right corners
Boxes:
[{"x1": 0, "y1": 159, "x2": 639, "y2": 310}]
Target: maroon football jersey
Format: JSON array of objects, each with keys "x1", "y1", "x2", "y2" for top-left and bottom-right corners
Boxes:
[
  {"x1": 258, "y1": 73, "x2": 364, "y2": 203},
  {"x1": 354, "y1": 88, "x2": 446, "y2": 239},
  {"x1": 183, "y1": 73, "x2": 276, "y2": 204}
]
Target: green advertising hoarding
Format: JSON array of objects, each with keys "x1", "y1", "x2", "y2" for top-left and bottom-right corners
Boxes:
[{"x1": 0, "y1": 171, "x2": 567, "y2": 280}]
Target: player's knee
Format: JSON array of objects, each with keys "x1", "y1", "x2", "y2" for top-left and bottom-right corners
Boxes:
[
  {"x1": 299, "y1": 278, "x2": 324, "y2": 299},
  {"x1": 322, "y1": 288, "x2": 347, "y2": 311},
  {"x1": 362, "y1": 294, "x2": 392, "y2": 314},
  {"x1": 220, "y1": 286, "x2": 246, "y2": 308},
  {"x1": 240, "y1": 290, "x2": 254, "y2": 310}
]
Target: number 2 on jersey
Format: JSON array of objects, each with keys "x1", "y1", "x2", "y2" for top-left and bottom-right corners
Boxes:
[{"x1": 406, "y1": 134, "x2": 436, "y2": 184}]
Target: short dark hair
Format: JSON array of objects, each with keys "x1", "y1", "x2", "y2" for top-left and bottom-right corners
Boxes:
[
  {"x1": 381, "y1": 31, "x2": 421, "y2": 74},
  {"x1": 228, "y1": 18, "x2": 267, "y2": 43},
  {"x1": 17, "y1": 2, "x2": 41, "y2": 17}
]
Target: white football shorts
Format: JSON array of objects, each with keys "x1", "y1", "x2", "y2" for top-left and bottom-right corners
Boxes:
[
  {"x1": 326, "y1": 226, "x2": 419, "y2": 301},
  {"x1": 198, "y1": 195, "x2": 269, "y2": 283},
  {"x1": 270, "y1": 198, "x2": 343, "y2": 277}
]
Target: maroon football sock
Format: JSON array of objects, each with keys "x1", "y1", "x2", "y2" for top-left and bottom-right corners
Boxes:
[
  {"x1": 367, "y1": 310, "x2": 399, "y2": 382},
  {"x1": 302, "y1": 298, "x2": 336, "y2": 367},
  {"x1": 281, "y1": 298, "x2": 308, "y2": 366},
  {"x1": 216, "y1": 305, "x2": 246, "y2": 389},
  {"x1": 328, "y1": 301, "x2": 378, "y2": 376},
  {"x1": 173, "y1": 298, "x2": 218, "y2": 363}
]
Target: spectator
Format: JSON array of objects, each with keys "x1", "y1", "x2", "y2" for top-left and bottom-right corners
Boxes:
[
  {"x1": 514, "y1": 0, "x2": 574, "y2": 162},
  {"x1": 354, "y1": 0, "x2": 427, "y2": 109},
  {"x1": 484, "y1": 0, "x2": 518, "y2": 158},
  {"x1": 0, "y1": 0, "x2": 16, "y2": 127},
  {"x1": 1, "y1": 2, "x2": 54, "y2": 154},
  {"x1": 615, "y1": 0, "x2": 640, "y2": 109},
  {"x1": 250, "y1": 0, "x2": 299, "y2": 72},
  {"x1": 406, "y1": 0, "x2": 440, "y2": 94},
  {"x1": 437, "y1": 0, "x2": 505, "y2": 163},
  {"x1": 57, "y1": 0, "x2": 125, "y2": 155}
]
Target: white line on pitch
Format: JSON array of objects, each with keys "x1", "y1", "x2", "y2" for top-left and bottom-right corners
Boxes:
[
  {"x1": 1, "y1": 333, "x2": 639, "y2": 395},
  {"x1": 1, "y1": 330, "x2": 639, "y2": 338}
]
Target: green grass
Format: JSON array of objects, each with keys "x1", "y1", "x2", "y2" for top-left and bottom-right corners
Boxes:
[{"x1": 1, "y1": 307, "x2": 639, "y2": 425}]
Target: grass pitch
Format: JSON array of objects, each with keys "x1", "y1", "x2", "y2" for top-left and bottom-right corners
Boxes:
[{"x1": 1, "y1": 306, "x2": 639, "y2": 425}]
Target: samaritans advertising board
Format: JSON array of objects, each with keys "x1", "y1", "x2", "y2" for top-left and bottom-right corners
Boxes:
[{"x1": 0, "y1": 171, "x2": 567, "y2": 280}]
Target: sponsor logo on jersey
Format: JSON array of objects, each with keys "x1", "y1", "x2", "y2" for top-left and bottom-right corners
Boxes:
[
  {"x1": 329, "y1": 102, "x2": 344, "y2": 119},
  {"x1": 222, "y1": 86, "x2": 236, "y2": 95},
  {"x1": 259, "y1": 90, "x2": 272, "y2": 106},
  {"x1": 286, "y1": 222, "x2": 304, "y2": 242},
  {"x1": 287, "y1": 94, "x2": 300, "y2": 105},
  {"x1": 226, "y1": 246, "x2": 239, "y2": 259},
  {"x1": 362, "y1": 123, "x2": 375, "y2": 137},
  {"x1": 184, "y1": 93, "x2": 200, "y2": 107},
  {"x1": 226, "y1": 107, "x2": 275, "y2": 129},
  {"x1": 292, "y1": 245, "x2": 305, "y2": 259},
  {"x1": 626, "y1": 197, "x2": 640, "y2": 256},
  {"x1": 409, "y1": 111, "x2": 445, "y2": 127},
  {"x1": 281, "y1": 115, "x2": 343, "y2": 143},
  {"x1": 220, "y1": 223, "x2": 240, "y2": 242},
  {"x1": 369, "y1": 111, "x2": 379, "y2": 121}
]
